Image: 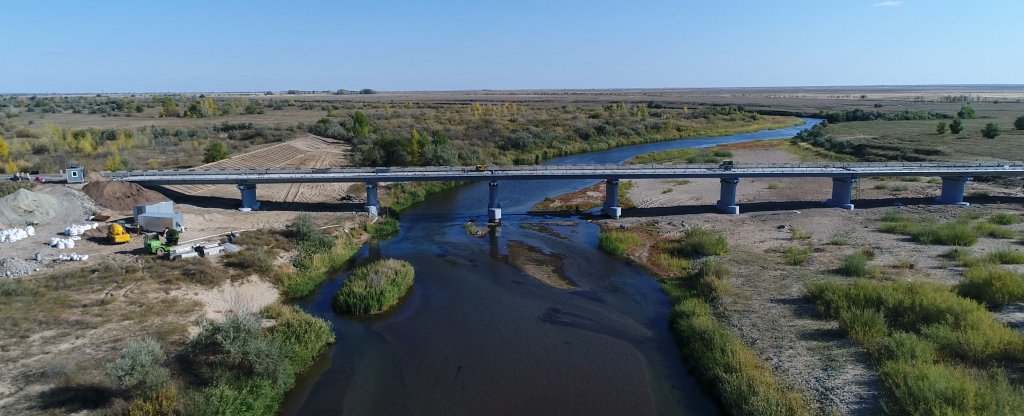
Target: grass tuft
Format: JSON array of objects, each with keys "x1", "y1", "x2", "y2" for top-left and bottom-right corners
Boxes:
[
  {"x1": 784, "y1": 246, "x2": 812, "y2": 266},
  {"x1": 597, "y1": 229, "x2": 645, "y2": 257},
  {"x1": 989, "y1": 213, "x2": 1021, "y2": 226},
  {"x1": 957, "y1": 265, "x2": 1024, "y2": 308}
]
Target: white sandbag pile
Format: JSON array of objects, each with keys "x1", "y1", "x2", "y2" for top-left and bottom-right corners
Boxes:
[
  {"x1": 49, "y1": 237, "x2": 77, "y2": 249},
  {"x1": 64, "y1": 223, "x2": 99, "y2": 236},
  {"x1": 0, "y1": 225, "x2": 35, "y2": 243},
  {"x1": 57, "y1": 253, "x2": 89, "y2": 261}
]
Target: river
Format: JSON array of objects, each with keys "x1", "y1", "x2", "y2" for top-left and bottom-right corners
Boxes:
[{"x1": 282, "y1": 119, "x2": 820, "y2": 416}]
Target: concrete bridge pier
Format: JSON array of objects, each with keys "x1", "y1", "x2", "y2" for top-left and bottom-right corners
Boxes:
[
  {"x1": 716, "y1": 178, "x2": 740, "y2": 215},
  {"x1": 936, "y1": 176, "x2": 971, "y2": 206},
  {"x1": 365, "y1": 182, "x2": 380, "y2": 216},
  {"x1": 826, "y1": 177, "x2": 856, "y2": 210},
  {"x1": 237, "y1": 183, "x2": 260, "y2": 211},
  {"x1": 488, "y1": 180, "x2": 502, "y2": 223},
  {"x1": 603, "y1": 179, "x2": 622, "y2": 218}
]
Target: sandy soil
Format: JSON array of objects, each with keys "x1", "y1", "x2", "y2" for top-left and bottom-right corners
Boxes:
[
  {"x1": 504, "y1": 241, "x2": 575, "y2": 289},
  {"x1": 604, "y1": 141, "x2": 1024, "y2": 415},
  {"x1": 173, "y1": 275, "x2": 280, "y2": 323}
]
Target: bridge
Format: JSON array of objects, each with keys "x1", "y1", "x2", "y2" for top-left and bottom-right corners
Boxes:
[{"x1": 104, "y1": 162, "x2": 1024, "y2": 222}]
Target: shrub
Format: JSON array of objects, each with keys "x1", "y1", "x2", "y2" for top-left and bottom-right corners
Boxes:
[
  {"x1": 981, "y1": 123, "x2": 1001, "y2": 139},
  {"x1": 678, "y1": 227, "x2": 729, "y2": 257},
  {"x1": 224, "y1": 247, "x2": 275, "y2": 275},
  {"x1": 784, "y1": 246, "x2": 812, "y2": 266},
  {"x1": 882, "y1": 332, "x2": 936, "y2": 364},
  {"x1": 650, "y1": 251, "x2": 691, "y2": 278},
  {"x1": 598, "y1": 229, "x2": 645, "y2": 257},
  {"x1": 107, "y1": 338, "x2": 170, "y2": 397},
  {"x1": 989, "y1": 213, "x2": 1021, "y2": 225},
  {"x1": 789, "y1": 228, "x2": 812, "y2": 241},
  {"x1": 180, "y1": 257, "x2": 231, "y2": 286},
  {"x1": 690, "y1": 259, "x2": 731, "y2": 299},
  {"x1": 942, "y1": 247, "x2": 985, "y2": 267},
  {"x1": 827, "y1": 235, "x2": 850, "y2": 246},
  {"x1": 285, "y1": 213, "x2": 322, "y2": 243},
  {"x1": 957, "y1": 265, "x2": 1024, "y2": 308},
  {"x1": 986, "y1": 248, "x2": 1024, "y2": 265},
  {"x1": 333, "y1": 259, "x2": 415, "y2": 315},
  {"x1": 184, "y1": 379, "x2": 280, "y2": 416},
  {"x1": 879, "y1": 361, "x2": 1024, "y2": 415},
  {"x1": 838, "y1": 252, "x2": 870, "y2": 277},
  {"x1": 263, "y1": 304, "x2": 335, "y2": 371},
  {"x1": 0, "y1": 279, "x2": 26, "y2": 297},
  {"x1": 185, "y1": 314, "x2": 293, "y2": 392}
]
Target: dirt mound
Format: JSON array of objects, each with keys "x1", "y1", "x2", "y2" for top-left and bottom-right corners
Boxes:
[
  {"x1": 83, "y1": 181, "x2": 169, "y2": 211},
  {"x1": 0, "y1": 189, "x2": 61, "y2": 225}
]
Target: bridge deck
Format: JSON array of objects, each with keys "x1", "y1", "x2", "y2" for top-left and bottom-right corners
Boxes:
[{"x1": 104, "y1": 162, "x2": 1024, "y2": 185}]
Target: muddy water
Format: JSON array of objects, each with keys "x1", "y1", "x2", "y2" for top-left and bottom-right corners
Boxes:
[{"x1": 283, "y1": 119, "x2": 819, "y2": 416}]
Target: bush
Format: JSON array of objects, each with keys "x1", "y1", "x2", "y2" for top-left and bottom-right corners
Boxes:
[
  {"x1": 598, "y1": 229, "x2": 645, "y2": 257},
  {"x1": 691, "y1": 259, "x2": 731, "y2": 299},
  {"x1": 838, "y1": 252, "x2": 870, "y2": 277},
  {"x1": 184, "y1": 379, "x2": 280, "y2": 416},
  {"x1": 185, "y1": 314, "x2": 293, "y2": 392},
  {"x1": 882, "y1": 332, "x2": 936, "y2": 364},
  {"x1": 981, "y1": 123, "x2": 1002, "y2": 139},
  {"x1": 677, "y1": 227, "x2": 728, "y2": 257},
  {"x1": 107, "y1": 338, "x2": 170, "y2": 397},
  {"x1": 957, "y1": 265, "x2": 1024, "y2": 308},
  {"x1": 263, "y1": 304, "x2": 335, "y2": 371},
  {"x1": 974, "y1": 222, "x2": 1016, "y2": 239},
  {"x1": 224, "y1": 247, "x2": 275, "y2": 275},
  {"x1": 789, "y1": 228, "x2": 812, "y2": 241},
  {"x1": 285, "y1": 213, "x2": 322, "y2": 243},
  {"x1": 1015, "y1": 115, "x2": 1024, "y2": 131},
  {"x1": 180, "y1": 257, "x2": 231, "y2": 286},
  {"x1": 839, "y1": 308, "x2": 887, "y2": 352},
  {"x1": 333, "y1": 259, "x2": 415, "y2": 315},
  {"x1": 203, "y1": 141, "x2": 230, "y2": 163},
  {"x1": 879, "y1": 361, "x2": 1024, "y2": 415},
  {"x1": 784, "y1": 246, "x2": 812, "y2": 266},
  {"x1": 989, "y1": 213, "x2": 1021, "y2": 225}
]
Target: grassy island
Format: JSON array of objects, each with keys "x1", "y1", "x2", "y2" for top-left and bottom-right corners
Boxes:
[{"x1": 333, "y1": 259, "x2": 415, "y2": 315}]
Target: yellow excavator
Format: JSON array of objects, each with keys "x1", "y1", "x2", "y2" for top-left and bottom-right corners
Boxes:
[{"x1": 107, "y1": 223, "x2": 131, "y2": 244}]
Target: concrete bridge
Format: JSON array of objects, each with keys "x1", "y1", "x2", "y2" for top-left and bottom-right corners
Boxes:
[{"x1": 104, "y1": 162, "x2": 1024, "y2": 222}]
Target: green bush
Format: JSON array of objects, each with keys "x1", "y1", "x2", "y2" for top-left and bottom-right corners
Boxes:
[
  {"x1": 665, "y1": 283, "x2": 812, "y2": 416},
  {"x1": 365, "y1": 216, "x2": 399, "y2": 239},
  {"x1": 184, "y1": 379, "x2": 280, "y2": 416},
  {"x1": 943, "y1": 248, "x2": 985, "y2": 267},
  {"x1": 690, "y1": 259, "x2": 731, "y2": 299},
  {"x1": 879, "y1": 361, "x2": 1024, "y2": 415},
  {"x1": 107, "y1": 338, "x2": 170, "y2": 397},
  {"x1": 986, "y1": 248, "x2": 1024, "y2": 265},
  {"x1": 838, "y1": 252, "x2": 870, "y2": 277},
  {"x1": 957, "y1": 265, "x2": 1024, "y2": 308},
  {"x1": 678, "y1": 226, "x2": 729, "y2": 257},
  {"x1": 597, "y1": 229, "x2": 645, "y2": 257},
  {"x1": 881, "y1": 332, "x2": 936, "y2": 364},
  {"x1": 839, "y1": 308, "x2": 887, "y2": 352},
  {"x1": 989, "y1": 213, "x2": 1021, "y2": 225},
  {"x1": 784, "y1": 246, "x2": 812, "y2": 266},
  {"x1": 185, "y1": 314, "x2": 294, "y2": 391},
  {"x1": 262, "y1": 304, "x2": 335, "y2": 370},
  {"x1": 333, "y1": 259, "x2": 415, "y2": 315}
]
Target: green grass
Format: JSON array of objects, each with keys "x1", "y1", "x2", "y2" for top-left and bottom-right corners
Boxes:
[
  {"x1": 675, "y1": 227, "x2": 729, "y2": 257},
  {"x1": 838, "y1": 252, "x2": 870, "y2": 277},
  {"x1": 986, "y1": 248, "x2": 1024, "y2": 265},
  {"x1": 805, "y1": 278, "x2": 1024, "y2": 414},
  {"x1": 384, "y1": 181, "x2": 461, "y2": 212},
  {"x1": 957, "y1": 265, "x2": 1024, "y2": 308},
  {"x1": 879, "y1": 213, "x2": 979, "y2": 246},
  {"x1": 365, "y1": 216, "x2": 399, "y2": 239},
  {"x1": 789, "y1": 228, "x2": 812, "y2": 241},
  {"x1": 333, "y1": 259, "x2": 414, "y2": 315},
  {"x1": 974, "y1": 222, "x2": 1016, "y2": 239},
  {"x1": 664, "y1": 281, "x2": 812, "y2": 416},
  {"x1": 989, "y1": 213, "x2": 1021, "y2": 225},
  {"x1": 597, "y1": 229, "x2": 646, "y2": 257},
  {"x1": 784, "y1": 246, "x2": 813, "y2": 266}
]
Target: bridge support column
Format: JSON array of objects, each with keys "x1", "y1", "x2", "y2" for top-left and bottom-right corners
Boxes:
[
  {"x1": 603, "y1": 179, "x2": 622, "y2": 218},
  {"x1": 488, "y1": 181, "x2": 501, "y2": 223},
  {"x1": 716, "y1": 178, "x2": 740, "y2": 215},
  {"x1": 237, "y1": 184, "x2": 260, "y2": 211},
  {"x1": 365, "y1": 182, "x2": 380, "y2": 216},
  {"x1": 936, "y1": 176, "x2": 970, "y2": 206},
  {"x1": 826, "y1": 177, "x2": 856, "y2": 210}
]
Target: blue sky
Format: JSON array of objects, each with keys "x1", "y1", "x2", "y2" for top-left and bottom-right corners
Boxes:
[{"x1": 1, "y1": 0, "x2": 1021, "y2": 92}]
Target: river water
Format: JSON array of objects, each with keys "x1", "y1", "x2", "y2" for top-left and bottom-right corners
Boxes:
[{"x1": 283, "y1": 119, "x2": 819, "y2": 416}]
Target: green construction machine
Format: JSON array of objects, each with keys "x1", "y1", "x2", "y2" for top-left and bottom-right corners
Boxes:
[{"x1": 145, "y1": 228, "x2": 180, "y2": 256}]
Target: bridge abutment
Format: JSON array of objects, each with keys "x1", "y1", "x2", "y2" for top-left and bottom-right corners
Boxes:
[
  {"x1": 237, "y1": 184, "x2": 260, "y2": 211},
  {"x1": 603, "y1": 179, "x2": 622, "y2": 218},
  {"x1": 825, "y1": 177, "x2": 856, "y2": 210},
  {"x1": 716, "y1": 178, "x2": 740, "y2": 215},
  {"x1": 365, "y1": 182, "x2": 380, "y2": 216},
  {"x1": 488, "y1": 181, "x2": 502, "y2": 223},
  {"x1": 936, "y1": 176, "x2": 970, "y2": 206}
]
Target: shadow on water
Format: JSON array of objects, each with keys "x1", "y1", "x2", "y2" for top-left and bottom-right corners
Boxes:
[{"x1": 282, "y1": 119, "x2": 823, "y2": 416}]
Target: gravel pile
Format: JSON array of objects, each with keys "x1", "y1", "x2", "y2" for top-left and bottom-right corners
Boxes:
[
  {"x1": 0, "y1": 189, "x2": 61, "y2": 225},
  {"x1": 0, "y1": 257, "x2": 38, "y2": 279}
]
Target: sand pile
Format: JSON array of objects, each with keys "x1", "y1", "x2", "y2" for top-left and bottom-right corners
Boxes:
[
  {"x1": 0, "y1": 189, "x2": 61, "y2": 225},
  {"x1": 83, "y1": 180, "x2": 169, "y2": 211}
]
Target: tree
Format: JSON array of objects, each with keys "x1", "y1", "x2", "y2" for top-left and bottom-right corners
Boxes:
[
  {"x1": 350, "y1": 111, "x2": 371, "y2": 138},
  {"x1": 1015, "y1": 115, "x2": 1024, "y2": 130},
  {"x1": 104, "y1": 153, "x2": 124, "y2": 171},
  {"x1": 936, "y1": 122, "x2": 948, "y2": 134},
  {"x1": 981, "y1": 123, "x2": 1002, "y2": 139},
  {"x1": 158, "y1": 97, "x2": 179, "y2": 117},
  {"x1": 185, "y1": 98, "x2": 218, "y2": 118},
  {"x1": 950, "y1": 118, "x2": 964, "y2": 134},
  {"x1": 203, "y1": 141, "x2": 230, "y2": 163},
  {"x1": 0, "y1": 137, "x2": 9, "y2": 162},
  {"x1": 958, "y1": 105, "x2": 976, "y2": 119}
]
